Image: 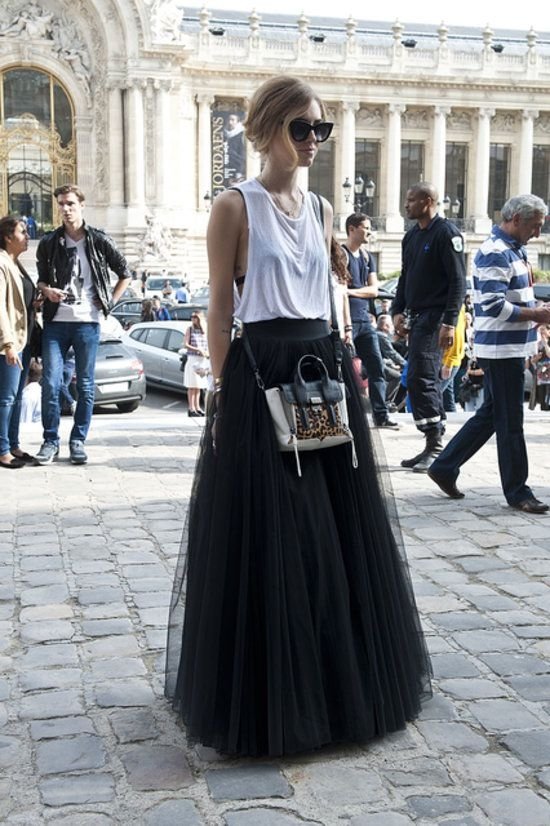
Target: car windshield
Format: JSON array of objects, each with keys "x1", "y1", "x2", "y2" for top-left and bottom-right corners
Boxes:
[
  {"x1": 170, "y1": 305, "x2": 204, "y2": 320},
  {"x1": 146, "y1": 277, "x2": 180, "y2": 290},
  {"x1": 98, "y1": 340, "x2": 127, "y2": 357}
]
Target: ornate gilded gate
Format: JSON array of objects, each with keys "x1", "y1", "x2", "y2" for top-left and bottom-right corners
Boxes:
[{"x1": 0, "y1": 68, "x2": 76, "y2": 232}]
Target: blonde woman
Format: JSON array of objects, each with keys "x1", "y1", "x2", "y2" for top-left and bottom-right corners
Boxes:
[{"x1": 166, "y1": 76, "x2": 431, "y2": 757}]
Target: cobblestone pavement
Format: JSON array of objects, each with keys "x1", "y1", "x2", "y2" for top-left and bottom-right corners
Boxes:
[{"x1": 2, "y1": 406, "x2": 550, "y2": 826}]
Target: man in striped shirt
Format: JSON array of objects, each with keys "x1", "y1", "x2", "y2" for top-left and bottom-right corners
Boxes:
[{"x1": 428, "y1": 194, "x2": 550, "y2": 514}]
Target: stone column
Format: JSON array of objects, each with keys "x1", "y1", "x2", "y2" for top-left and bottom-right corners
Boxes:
[
  {"x1": 171, "y1": 81, "x2": 195, "y2": 230},
  {"x1": 336, "y1": 101, "x2": 358, "y2": 222},
  {"x1": 125, "y1": 79, "x2": 147, "y2": 222},
  {"x1": 243, "y1": 97, "x2": 261, "y2": 179},
  {"x1": 385, "y1": 103, "x2": 405, "y2": 233},
  {"x1": 473, "y1": 107, "x2": 494, "y2": 234},
  {"x1": 107, "y1": 83, "x2": 124, "y2": 206},
  {"x1": 196, "y1": 93, "x2": 214, "y2": 210},
  {"x1": 431, "y1": 106, "x2": 450, "y2": 213},
  {"x1": 155, "y1": 80, "x2": 173, "y2": 208},
  {"x1": 74, "y1": 115, "x2": 94, "y2": 202},
  {"x1": 518, "y1": 109, "x2": 538, "y2": 194}
]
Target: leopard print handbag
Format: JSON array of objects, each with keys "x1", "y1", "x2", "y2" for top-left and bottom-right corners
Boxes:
[{"x1": 263, "y1": 354, "x2": 357, "y2": 476}]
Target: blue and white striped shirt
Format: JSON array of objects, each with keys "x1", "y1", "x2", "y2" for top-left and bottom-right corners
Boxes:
[{"x1": 473, "y1": 225, "x2": 537, "y2": 360}]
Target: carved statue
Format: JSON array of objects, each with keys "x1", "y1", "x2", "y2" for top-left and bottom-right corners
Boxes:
[
  {"x1": 0, "y1": 3, "x2": 53, "y2": 38},
  {"x1": 141, "y1": 214, "x2": 173, "y2": 261},
  {"x1": 51, "y1": 17, "x2": 92, "y2": 106},
  {"x1": 149, "y1": 0, "x2": 182, "y2": 43}
]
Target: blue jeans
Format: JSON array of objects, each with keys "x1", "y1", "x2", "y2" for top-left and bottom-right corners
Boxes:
[
  {"x1": 0, "y1": 346, "x2": 31, "y2": 455},
  {"x1": 430, "y1": 358, "x2": 531, "y2": 505},
  {"x1": 352, "y1": 320, "x2": 388, "y2": 423},
  {"x1": 59, "y1": 351, "x2": 76, "y2": 410},
  {"x1": 41, "y1": 321, "x2": 100, "y2": 444},
  {"x1": 441, "y1": 365, "x2": 460, "y2": 412}
]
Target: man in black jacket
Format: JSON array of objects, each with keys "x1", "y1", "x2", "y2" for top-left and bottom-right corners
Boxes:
[
  {"x1": 392, "y1": 182, "x2": 466, "y2": 472},
  {"x1": 35, "y1": 185, "x2": 131, "y2": 465}
]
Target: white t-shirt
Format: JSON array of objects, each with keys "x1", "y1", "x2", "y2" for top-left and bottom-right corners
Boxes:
[
  {"x1": 20, "y1": 382, "x2": 42, "y2": 423},
  {"x1": 232, "y1": 179, "x2": 329, "y2": 323},
  {"x1": 53, "y1": 235, "x2": 101, "y2": 323}
]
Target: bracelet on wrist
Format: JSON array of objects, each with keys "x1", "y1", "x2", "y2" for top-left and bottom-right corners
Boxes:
[{"x1": 344, "y1": 325, "x2": 353, "y2": 332}]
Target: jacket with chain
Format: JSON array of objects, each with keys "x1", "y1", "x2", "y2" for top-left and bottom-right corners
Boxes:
[{"x1": 37, "y1": 223, "x2": 131, "y2": 322}]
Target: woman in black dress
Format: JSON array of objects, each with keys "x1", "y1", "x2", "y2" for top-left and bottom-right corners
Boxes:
[{"x1": 166, "y1": 76, "x2": 431, "y2": 757}]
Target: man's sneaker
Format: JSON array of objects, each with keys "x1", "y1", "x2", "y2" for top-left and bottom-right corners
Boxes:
[
  {"x1": 374, "y1": 418, "x2": 400, "y2": 430},
  {"x1": 69, "y1": 440, "x2": 88, "y2": 465},
  {"x1": 35, "y1": 441, "x2": 59, "y2": 465}
]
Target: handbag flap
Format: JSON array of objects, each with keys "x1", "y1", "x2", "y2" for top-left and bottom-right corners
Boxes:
[{"x1": 279, "y1": 378, "x2": 343, "y2": 406}]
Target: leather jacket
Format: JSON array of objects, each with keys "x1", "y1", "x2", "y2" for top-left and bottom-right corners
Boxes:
[{"x1": 37, "y1": 223, "x2": 131, "y2": 322}]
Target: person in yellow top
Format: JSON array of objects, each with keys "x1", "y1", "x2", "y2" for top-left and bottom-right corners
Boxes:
[{"x1": 440, "y1": 305, "x2": 466, "y2": 413}]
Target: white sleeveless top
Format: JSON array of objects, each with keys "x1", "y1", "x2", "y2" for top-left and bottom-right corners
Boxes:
[{"x1": 233, "y1": 178, "x2": 330, "y2": 323}]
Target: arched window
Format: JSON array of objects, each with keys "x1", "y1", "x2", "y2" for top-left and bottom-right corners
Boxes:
[{"x1": 0, "y1": 67, "x2": 76, "y2": 234}]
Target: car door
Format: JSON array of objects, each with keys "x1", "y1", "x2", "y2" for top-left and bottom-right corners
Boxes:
[
  {"x1": 137, "y1": 326, "x2": 169, "y2": 384},
  {"x1": 162, "y1": 327, "x2": 187, "y2": 388}
]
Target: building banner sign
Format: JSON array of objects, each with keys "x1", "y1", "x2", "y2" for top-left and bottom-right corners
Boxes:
[{"x1": 211, "y1": 107, "x2": 246, "y2": 196}]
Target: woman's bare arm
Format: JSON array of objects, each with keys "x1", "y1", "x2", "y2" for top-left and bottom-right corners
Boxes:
[{"x1": 207, "y1": 190, "x2": 246, "y2": 380}]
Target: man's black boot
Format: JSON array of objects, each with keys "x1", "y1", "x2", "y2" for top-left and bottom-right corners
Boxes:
[
  {"x1": 401, "y1": 448, "x2": 428, "y2": 469},
  {"x1": 412, "y1": 430, "x2": 444, "y2": 473}
]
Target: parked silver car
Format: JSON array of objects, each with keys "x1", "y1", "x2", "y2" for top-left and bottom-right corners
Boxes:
[
  {"x1": 122, "y1": 321, "x2": 190, "y2": 392},
  {"x1": 69, "y1": 336, "x2": 146, "y2": 413}
]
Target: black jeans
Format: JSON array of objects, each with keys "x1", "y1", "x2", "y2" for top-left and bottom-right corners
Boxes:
[
  {"x1": 407, "y1": 309, "x2": 445, "y2": 434},
  {"x1": 430, "y1": 357, "x2": 531, "y2": 505}
]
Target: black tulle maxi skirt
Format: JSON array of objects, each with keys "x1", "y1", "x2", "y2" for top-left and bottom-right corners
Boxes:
[{"x1": 166, "y1": 319, "x2": 431, "y2": 757}]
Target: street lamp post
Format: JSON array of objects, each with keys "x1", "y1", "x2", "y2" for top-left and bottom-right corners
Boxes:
[
  {"x1": 352, "y1": 175, "x2": 376, "y2": 215},
  {"x1": 342, "y1": 177, "x2": 352, "y2": 205}
]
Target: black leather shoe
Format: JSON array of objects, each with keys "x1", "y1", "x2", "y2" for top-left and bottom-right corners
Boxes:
[
  {"x1": 510, "y1": 497, "x2": 549, "y2": 514},
  {"x1": 374, "y1": 418, "x2": 400, "y2": 430},
  {"x1": 401, "y1": 450, "x2": 427, "y2": 469},
  {"x1": 11, "y1": 451, "x2": 35, "y2": 464},
  {"x1": 412, "y1": 452, "x2": 441, "y2": 473},
  {"x1": 0, "y1": 457, "x2": 25, "y2": 469},
  {"x1": 427, "y1": 468, "x2": 465, "y2": 499}
]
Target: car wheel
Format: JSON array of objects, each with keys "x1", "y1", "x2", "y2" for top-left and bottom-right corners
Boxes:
[{"x1": 116, "y1": 400, "x2": 140, "y2": 413}]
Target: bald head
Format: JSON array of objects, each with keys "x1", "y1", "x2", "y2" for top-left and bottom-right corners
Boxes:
[
  {"x1": 409, "y1": 182, "x2": 438, "y2": 203},
  {"x1": 405, "y1": 182, "x2": 439, "y2": 226}
]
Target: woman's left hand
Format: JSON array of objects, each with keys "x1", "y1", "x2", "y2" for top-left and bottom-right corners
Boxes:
[{"x1": 4, "y1": 346, "x2": 22, "y2": 368}]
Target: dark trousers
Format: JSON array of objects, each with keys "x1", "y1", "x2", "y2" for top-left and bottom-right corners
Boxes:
[
  {"x1": 352, "y1": 320, "x2": 388, "y2": 423},
  {"x1": 430, "y1": 357, "x2": 531, "y2": 505},
  {"x1": 407, "y1": 309, "x2": 445, "y2": 434}
]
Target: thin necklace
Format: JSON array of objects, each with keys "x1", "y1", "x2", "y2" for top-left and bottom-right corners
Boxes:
[{"x1": 258, "y1": 177, "x2": 303, "y2": 218}]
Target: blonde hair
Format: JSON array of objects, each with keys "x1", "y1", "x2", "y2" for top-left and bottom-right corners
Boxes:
[{"x1": 244, "y1": 75, "x2": 327, "y2": 161}]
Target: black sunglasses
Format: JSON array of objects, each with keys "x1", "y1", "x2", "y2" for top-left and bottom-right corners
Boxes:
[{"x1": 288, "y1": 119, "x2": 334, "y2": 143}]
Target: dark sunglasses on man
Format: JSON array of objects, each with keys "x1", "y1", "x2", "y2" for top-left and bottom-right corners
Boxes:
[{"x1": 287, "y1": 118, "x2": 334, "y2": 143}]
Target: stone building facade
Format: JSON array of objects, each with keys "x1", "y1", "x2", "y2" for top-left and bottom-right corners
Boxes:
[{"x1": 1, "y1": 1, "x2": 550, "y2": 283}]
